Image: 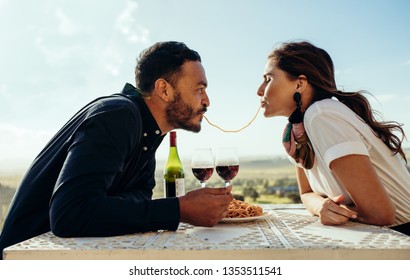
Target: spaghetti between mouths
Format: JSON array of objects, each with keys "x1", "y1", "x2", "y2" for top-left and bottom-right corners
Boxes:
[{"x1": 203, "y1": 106, "x2": 261, "y2": 133}]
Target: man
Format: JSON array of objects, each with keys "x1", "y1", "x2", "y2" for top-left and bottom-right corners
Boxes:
[{"x1": 0, "y1": 41, "x2": 233, "y2": 259}]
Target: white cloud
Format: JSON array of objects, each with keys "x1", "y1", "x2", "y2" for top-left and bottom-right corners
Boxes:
[
  {"x1": 334, "y1": 69, "x2": 341, "y2": 76},
  {"x1": 0, "y1": 0, "x2": 8, "y2": 10},
  {"x1": 116, "y1": 1, "x2": 149, "y2": 44},
  {"x1": 127, "y1": 26, "x2": 149, "y2": 43},
  {"x1": 55, "y1": 8, "x2": 79, "y2": 36},
  {"x1": 100, "y1": 45, "x2": 124, "y2": 77},
  {"x1": 0, "y1": 124, "x2": 53, "y2": 172},
  {"x1": 117, "y1": 1, "x2": 138, "y2": 31},
  {"x1": 0, "y1": 124, "x2": 52, "y2": 158},
  {"x1": 35, "y1": 38, "x2": 84, "y2": 65},
  {"x1": 0, "y1": 83, "x2": 7, "y2": 92}
]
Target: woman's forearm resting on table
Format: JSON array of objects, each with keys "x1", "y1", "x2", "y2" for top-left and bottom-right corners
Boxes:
[
  {"x1": 301, "y1": 192, "x2": 357, "y2": 225},
  {"x1": 296, "y1": 154, "x2": 397, "y2": 227},
  {"x1": 329, "y1": 155, "x2": 396, "y2": 226},
  {"x1": 296, "y1": 155, "x2": 395, "y2": 225},
  {"x1": 301, "y1": 191, "x2": 395, "y2": 226}
]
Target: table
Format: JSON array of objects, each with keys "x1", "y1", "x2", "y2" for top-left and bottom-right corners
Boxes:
[{"x1": 3, "y1": 204, "x2": 410, "y2": 260}]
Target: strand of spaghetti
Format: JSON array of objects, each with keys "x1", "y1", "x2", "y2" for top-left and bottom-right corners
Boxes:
[{"x1": 203, "y1": 105, "x2": 261, "y2": 133}]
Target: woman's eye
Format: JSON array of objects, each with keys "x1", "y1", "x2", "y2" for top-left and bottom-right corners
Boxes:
[{"x1": 264, "y1": 77, "x2": 271, "y2": 83}]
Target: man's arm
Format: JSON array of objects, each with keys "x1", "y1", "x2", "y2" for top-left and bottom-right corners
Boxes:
[{"x1": 49, "y1": 104, "x2": 179, "y2": 237}]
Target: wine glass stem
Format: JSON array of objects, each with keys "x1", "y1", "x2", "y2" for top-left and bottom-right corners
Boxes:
[
  {"x1": 200, "y1": 181, "x2": 206, "y2": 188},
  {"x1": 224, "y1": 181, "x2": 231, "y2": 188}
]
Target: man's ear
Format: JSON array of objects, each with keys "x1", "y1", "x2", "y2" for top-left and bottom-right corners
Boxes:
[
  {"x1": 154, "y1": 79, "x2": 172, "y2": 102},
  {"x1": 296, "y1": 75, "x2": 308, "y2": 92}
]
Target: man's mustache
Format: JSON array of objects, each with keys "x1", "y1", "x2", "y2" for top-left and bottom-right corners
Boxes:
[{"x1": 198, "y1": 105, "x2": 207, "y2": 114}]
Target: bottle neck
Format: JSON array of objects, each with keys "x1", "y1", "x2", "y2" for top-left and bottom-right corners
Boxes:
[
  {"x1": 170, "y1": 137, "x2": 176, "y2": 147},
  {"x1": 165, "y1": 140, "x2": 183, "y2": 171},
  {"x1": 167, "y1": 131, "x2": 181, "y2": 163},
  {"x1": 170, "y1": 131, "x2": 177, "y2": 147}
]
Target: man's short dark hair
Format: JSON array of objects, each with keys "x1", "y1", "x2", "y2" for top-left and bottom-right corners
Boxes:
[{"x1": 135, "y1": 41, "x2": 201, "y2": 93}]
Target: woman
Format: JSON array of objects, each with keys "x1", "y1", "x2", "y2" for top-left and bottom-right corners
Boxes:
[{"x1": 257, "y1": 41, "x2": 410, "y2": 235}]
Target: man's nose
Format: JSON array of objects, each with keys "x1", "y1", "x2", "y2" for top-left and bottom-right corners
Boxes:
[{"x1": 202, "y1": 92, "x2": 210, "y2": 108}]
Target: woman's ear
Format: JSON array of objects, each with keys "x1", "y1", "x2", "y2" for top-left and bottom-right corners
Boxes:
[
  {"x1": 296, "y1": 75, "x2": 308, "y2": 92},
  {"x1": 154, "y1": 79, "x2": 172, "y2": 102}
]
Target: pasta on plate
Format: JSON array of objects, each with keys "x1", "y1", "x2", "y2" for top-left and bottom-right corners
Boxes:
[{"x1": 226, "y1": 199, "x2": 264, "y2": 218}]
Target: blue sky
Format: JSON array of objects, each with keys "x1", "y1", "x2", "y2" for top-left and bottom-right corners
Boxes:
[{"x1": 1, "y1": 0, "x2": 410, "y2": 172}]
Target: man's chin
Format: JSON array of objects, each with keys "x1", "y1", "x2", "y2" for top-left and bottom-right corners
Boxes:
[
  {"x1": 189, "y1": 125, "x2": 201, "y2": 133},
  {"x1": 176, "y1": 122, "x2": 201, "y2": 133},
  {"x1": 172, "y1": 115, "x2": 203, "y2": 132}
]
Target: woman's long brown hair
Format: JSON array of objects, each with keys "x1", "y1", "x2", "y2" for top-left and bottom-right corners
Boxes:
[{"x1": 269, "y1": 41, "x2": 407, "y2": 162}]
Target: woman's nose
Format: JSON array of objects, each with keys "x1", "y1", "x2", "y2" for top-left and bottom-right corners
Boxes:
[{"x1": 257, "y1": 84, "x2": 264, "y2": 97}]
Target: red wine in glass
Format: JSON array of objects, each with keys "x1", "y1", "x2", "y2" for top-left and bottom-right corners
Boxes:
[
  {"x1": 191, "y1": 148, "x2": 214, "y2": 188},
  {"x1": 215, "y1": 165, "x2": 239, "y2": 181},
  {"x1": 192, "y1": 167, "x2": 214, "y2": 182},
  {"x1": 215, "y1": 147, "x2": 239, "y2": 187}
]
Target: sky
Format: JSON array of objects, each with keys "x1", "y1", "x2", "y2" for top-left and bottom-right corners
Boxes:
[{"x1": 1, "y1": 0, "x2": 410, "y2": 173}]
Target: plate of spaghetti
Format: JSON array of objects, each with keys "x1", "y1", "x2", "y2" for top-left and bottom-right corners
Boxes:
[{"x1": 220, "y1": 199, "x2": 271, "y2": 223}]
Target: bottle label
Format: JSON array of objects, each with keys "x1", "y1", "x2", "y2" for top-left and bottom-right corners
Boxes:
[{"x1": 175, "y1": 178, "x2": 185, "y2": 196}]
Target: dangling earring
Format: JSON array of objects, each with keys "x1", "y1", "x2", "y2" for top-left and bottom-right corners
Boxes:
[
  {"x1": 282, "y1": 91, "x2": 315, "y2": 169},
  {"x1": 288, "y1": 92, "x2": 302, "y2": 124}
]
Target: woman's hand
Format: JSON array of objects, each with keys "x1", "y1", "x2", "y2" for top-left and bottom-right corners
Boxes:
[{"x1": 318, "y1": 194, "x2": 357, "y2": 225}]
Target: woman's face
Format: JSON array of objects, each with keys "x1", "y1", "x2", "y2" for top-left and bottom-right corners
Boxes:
[{"x1": 257, "y1": 59, "x2": 298, "y2": 118}]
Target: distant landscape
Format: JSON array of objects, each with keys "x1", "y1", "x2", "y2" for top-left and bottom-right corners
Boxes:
[
  {"x1": 0, "y1": 156, "x2": 298, "y2": 231},
  {"x1": 155, "y1": 156, "x2": 299, "y2": 204},
  {"x1": 2, "y1": 149, "x2": 409, "y2": 231}
]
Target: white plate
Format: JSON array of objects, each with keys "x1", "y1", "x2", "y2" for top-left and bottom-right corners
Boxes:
[{"x1": 220, "y1": 211, "x2": 272, "y2": 223}]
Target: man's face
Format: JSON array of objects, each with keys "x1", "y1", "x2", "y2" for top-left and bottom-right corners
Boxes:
[{"x1": 165, "y1": 61, "x2": 209, "y2": 132}]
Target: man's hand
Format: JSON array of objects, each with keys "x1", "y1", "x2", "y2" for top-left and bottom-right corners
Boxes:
[
  {"x1": 179, "y1": 186, "x2": 233, "y2": 227},
  {"x1": 318, "y1": 194, "x2": 358, "y2": 225}
]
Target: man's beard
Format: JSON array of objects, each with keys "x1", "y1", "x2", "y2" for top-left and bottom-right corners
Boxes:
[{"x1": 165, "y1": 91, "x2": 206, "y2": 133}]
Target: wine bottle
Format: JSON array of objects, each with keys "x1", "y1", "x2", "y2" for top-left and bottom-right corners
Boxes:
[{"x1": 163, "y1": 131, "x2": 185, "y2": 197}]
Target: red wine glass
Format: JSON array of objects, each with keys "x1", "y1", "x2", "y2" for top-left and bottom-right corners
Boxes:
[
  {"x1": 191, "y1": 148, "x2": 214, "y2": 188},
  {"x1": 215, "y1": 147, "x2": 239, "y2": 187}
]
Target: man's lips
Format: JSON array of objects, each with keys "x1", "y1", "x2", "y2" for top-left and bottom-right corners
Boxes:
[
  {"x1": 198, "y1": 110, "x2": 207, "y2": 121},
  {"x1": 198, "y1": 107, "x2": 207, "y2": 116}
]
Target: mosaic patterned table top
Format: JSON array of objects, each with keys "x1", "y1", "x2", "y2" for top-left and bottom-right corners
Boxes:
[{"x1": 5, "y1": 204, "x2": 410, "y2": 259}]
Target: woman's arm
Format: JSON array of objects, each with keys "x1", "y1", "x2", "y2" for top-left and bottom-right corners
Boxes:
[
  {"x1": 296, "y1": 166, "x2": 358, "y2": 225},
  {"x1": 330, "y1": 154, "x2": 396, "y2": 226}
]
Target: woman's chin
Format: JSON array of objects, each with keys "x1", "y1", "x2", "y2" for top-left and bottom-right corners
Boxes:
[{"x1": 263, "y1": 110, "x2": 273, "y2": 118}]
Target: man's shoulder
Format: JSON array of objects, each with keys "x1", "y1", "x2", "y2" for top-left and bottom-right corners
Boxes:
[{"x1": 87, "y1": 94, "x2": 142, "y2": 116}]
